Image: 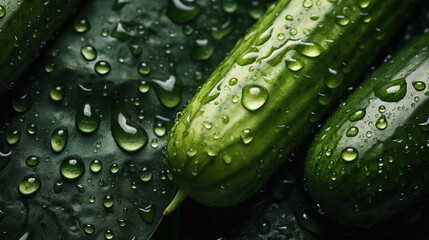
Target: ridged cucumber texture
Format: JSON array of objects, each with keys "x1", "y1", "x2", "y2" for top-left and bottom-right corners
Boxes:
[
  {"x1": 165, "y1": 0, "x2": 417, "y2": 209},
  {"x1": 304, "y1": 32, "x2": 429, "y2": 227}
]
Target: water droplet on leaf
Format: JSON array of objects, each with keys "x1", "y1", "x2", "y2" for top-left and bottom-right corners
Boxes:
[
  {"x1": 75, "y1": 103, "x2": 100, "y2": 134},
  {"x1": 111, "y1": 106, "x2": 148, "y2": 152},
  {"x1": 51, "y1": 127, "x2": 68, "y2": 153},
  {"x1": 19, "y1": 175, "x2": 41, "y2": 196},
  {"x1": 60, "y1": 155, "x2": 85, "y2": 180}
]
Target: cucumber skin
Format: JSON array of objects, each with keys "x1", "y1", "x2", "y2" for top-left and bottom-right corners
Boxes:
[
  {"x1": 304, "y1": 32, "x2": 429, "y2": 227},
  {"x1": 0, "y1": 0, "x2": 83, "y2": 95},
  {"x1": 166, "y1": 0, "x2": 417, "y2": 208}
]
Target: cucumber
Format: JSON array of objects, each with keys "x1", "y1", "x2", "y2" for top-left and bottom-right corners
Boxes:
[
  {"x1": 163, "y1": 0, "x2": 418, "y2": 213},
  {"x1": 0, "y1": 0, "x2": 83, "y2": 95},
  {"x1": 304, "y1": 32, "x2": 429, "y2": 227}
]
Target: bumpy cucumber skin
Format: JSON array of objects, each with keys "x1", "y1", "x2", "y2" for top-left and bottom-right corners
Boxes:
[
  {"x1": 166, "y1": 0, "x2": 416, "y2": 208},
  {"x1": 304, "y1": 33, "x2": 429, "y2": 227},
  {"x1": 0, "y1": 0, "x2": 83, "y2": 95}
]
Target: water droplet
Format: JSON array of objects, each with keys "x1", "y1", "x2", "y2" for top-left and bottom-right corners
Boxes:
[
  {"x1": 166, "y1": 0, "x2": 201, "y2": 23},
  {"x1": 137, "y1": 62, "x2": 151, "y2": 76},
  {"x1": 187, "y1": 148, "x2": 197, "y2": 157},
  {"x1": 138, "y1": 204, "x2": 156, "y2": 224},
  {"x1": 232, "y1": 95, "x2": 239, "y2": 103},
  {"x1": 289, "y1": 28, "x2": 298, "y2": 36},
  {"x1": 44, "y1": 63, "x2": 56, "y2": 73},
  {"x1": 237, "y1": 48, "x2": 259, "y2": 66},
  {"x1": 324, "y1": 68, "x2": 344, "y2": 88},
  {"x1": 90, "y1": 159, "x2": 102, "y2": 173},
  {"x1": 110, "y1": 22, "x2": 135, "y2": 41},
  {"x1": 100, "y1": 28, "x2": 109, "y2": 37},
  {"x1": 103, "y1": 195, "x2": 114, "y2": 208},
  {"x1": 366, "y1": 131, "x2": 372, "y2": 138},
  {"x1": 223, "y1": 154, "x2": 232, "y2": 164},
  {"x1": 76, "y1": 103, "x2": 100, "y2": 134},
  {"x1": 258, "y1": 218, "x2": 271, "y2": 234},
  {"x1": 418, "y1": 118, "x2": 429, "y2": 132},
  {"x1": 138, "y1": 80, "x2": 150, "y2": 93},
  {"x1": 152, "y1": 66, "x2": 183, "y2": 108},
  {"x1": 6, "y1": 127, "x2": 20, "y2": 145},
  {"x1": 285, "y1": 50, "x2": 305, "y2": 72},
  {"x1": 203, "y1": 121, "x2": 212, "y2": 129},
  {"x1": 81, "y1": 45, "x2": 97, "y2": 61},
  {"x1": 222, "y1": 115, "x2": 230, "y2": 124},
  {"x1": 83, "y1": 224, "x2": 95, "y2": 235},
  {"x1": 94, "y1": 61, "x2": 111, "y2": 75},
  {"x1": 49, "y1": 85, "x2": 65, "y2": 101},
  {"x1": 139, "y1": 166, "x2": 153, "y2": 182},
  {"x1": 378, "y1": 105, "x2": 386, "y2": 113},
  {"x1": 26, "y1": 155, "x2": 40, "y2": 167},
  {"x1": 248, "y1": 1, "x2": 264, "y2": 20},
  {"x1": 335, "y1": 15, "x2": 350, "y2": 26},
  {"x1": 19, "y1": 175, "x2": 41, "y2": 196},
  {"x1": 191, "y1": 37, "x2": 215, "y2": 61},
  {"x1": 241, "y1": 85, "x2": 269, "y2": 111},
  {"x1": 285, "y1": 15, "x2": 293, "y2": 21},
  {"x1": 76, "y1": 183, "x2": 85, "y2": 193},
  {"x1": 211, "y1": 18, "x2": 234, "y2": 40},
  {"x1": 341, "y1": 147, "x2": 358, "y2": 162},
  {"x1": 348, "y1": 109, "x2": 366, "y2": 122},
  {"x1": 412, "y1": 81, "x2": 426, "y2": 91},
  {"x1": 118, "y1": 219, "x2": 126, "y2": 227},
  {"x1": 374, "y1": 78, "x2": 407, "y2": 102},
  {"x1": 298, "y1": 42, "x2": 324, "y2": 58},
  {"x1": 358, "y1": 0, "x2": 371, "y2": 8},
  {"x1": 277, "y1": 33, "x2": 286, "y2": 40},
  {"x1": 104, "y1": 229, "x2": 114, "y2": 239},
  {"x1": 60, "y1": 155, "x2": 85, "y2": 180},
  {"x1": 310, "y1": 14, "x2": 319, "y2": 21},
  {"x1": 12, "y1": 92, "x2": 31, "y2": 113},
  {"x1": 414, "y1": 96, "x2": 420, "y2": 102},
  {"x1": 111, "y1": 106, "x2": 148, "y2": 152},
  {"x1": 256, "y1": 25, "x2": 273, "y2": 46},
  {"x1": 74, "y1": 18, "x2": 91, "y2": 33},
  {"x1": 110, "y1": 163, "x2": 119, "y2": 174},
  {"x1": 229, "y1": 77, "x2": 238, "y2": 86},
  {"x1": 112, "y1": 0, "x2": 130, "y2": 10},
  {"x1": 376, "y1": 115, "x2": 388, "y2": 130},
  {"x1": 26, "y1": 122, "x2": 37, "y2": 135},
  {"x1": 0, "y1": 5, "x2": 5, "y2": 18},
  {"x1": 222, "y1": 0, "x2": 237, "y2": 13},
  {"x1": 302, "y1": 0, "x2": 313, "y2": 8},
  {"x1": 54, "y1": 182, "x2": 63, "y2": 193},
  {"x1": 0, "y1": 148, "x2": 11, "y2": 171},
  {"x1": 127, "y1": 44, "x2": 142, "y2": 57},
  {"x1": 240, "y1": 129, "x2": 254, "y2": 144},
  {"x1": 51, "y1": 127, "x2": 68, "y2": 153},
  {"x1": 346, "y1": 126, "x2": 359, "y2": 137},
  {"x1": 361, "y1": 13, "x2": 372, "y2": 23},
  {"x1": 275, "y1": 225, "x2": 293, "y2": 235},
  {"x1": 153, "y1": 122, "x2": 166, "y2": 137}
]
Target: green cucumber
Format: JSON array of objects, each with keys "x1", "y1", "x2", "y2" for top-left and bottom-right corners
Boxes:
[
  {"x1": 304, "y1": 32, "x2": 429, "y2": 227},
  {"x1": 163, "y1": 0, "x2": 418, "y2": 213},
  {"x1": 0, "y1": 0, "x2": 83, "y2": 95}
]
